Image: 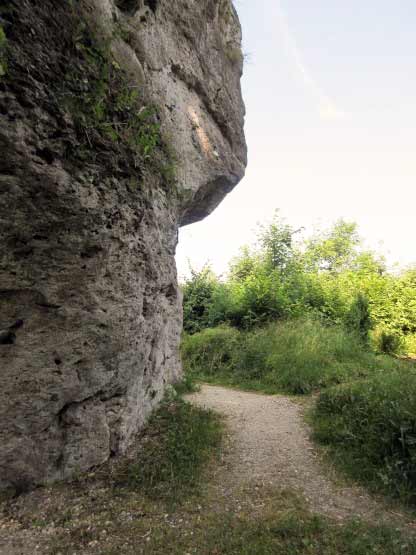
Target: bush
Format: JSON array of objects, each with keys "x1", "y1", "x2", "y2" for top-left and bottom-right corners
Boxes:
[
  {"x1": 404, "y1": 334, "x2": 416, "y2": 357},
  {"x1": 181, "y1": 319, "x2": 403, "y2": 395},
  {"x1": 182, "y1": 266, "x2": 221, "y2": 334},
  {"x1": 312, "y1": 369, "x2": 416, "y2": 502},
  {"x1": 377, "y1": 329, "x2": 403, "y2": 355},
  {"x1": 181, "y1": 220, "x2": 416, "y2": 356},
  {"x1": 346, "y1": 293, "x2": 372, "y2": 343},
  {"x1": 181, "y1": 326, "x2": 240, "y2": 377}
]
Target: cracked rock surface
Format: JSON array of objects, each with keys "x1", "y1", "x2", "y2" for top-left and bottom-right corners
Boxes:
[{"x1": 0, "y1": 0, "x2": 246, "y2": 492}]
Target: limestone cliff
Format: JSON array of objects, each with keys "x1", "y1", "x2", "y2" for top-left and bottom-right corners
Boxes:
[{"x1": 0, "y1": 0, "x2": 246, "y2": 493}]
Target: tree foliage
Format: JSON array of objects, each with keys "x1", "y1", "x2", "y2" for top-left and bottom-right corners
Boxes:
[{"x1": 181, "y1": 216, "x2": 416, "y2": 354}]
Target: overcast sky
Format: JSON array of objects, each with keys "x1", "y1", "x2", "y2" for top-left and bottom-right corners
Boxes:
[{"x1": 176, "y1": 0, "x2": 416, "y2": 279}]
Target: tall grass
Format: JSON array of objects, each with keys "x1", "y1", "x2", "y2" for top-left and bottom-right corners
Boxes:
[
  {"x1": 120, "y1": 397, "x2": 223, "y2": 503},
  {"x1": 182, "y1": 319, "x2": 405, "y2": 394},
  {"x1": 312, "y1": 369, "x2": 416, "y2": 503}
]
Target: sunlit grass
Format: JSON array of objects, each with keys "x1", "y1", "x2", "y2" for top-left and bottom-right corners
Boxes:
[
  {"x1": 312, "y1": 369, "x2": 416, "y2": 504},
  {"x1": 181, "y1": 318, "x2": 408, "y2": 395}
]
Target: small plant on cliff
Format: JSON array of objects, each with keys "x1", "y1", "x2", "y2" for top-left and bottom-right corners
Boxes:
[
  {"x1": 65, "y1": 25, "x2": 161, "y2": 156},
  {"x1": 226, "y1": 43, "x2": 243, "y2": 65},
  {"x1": 62, "y1": 16, "x2": 176, "y2": 185},
  {"x1": 0, "y1": 25, "x2": 8, "y2": 78},
  {"x1": 128, "y1": 105, "x2": 161, "y2": 156}
]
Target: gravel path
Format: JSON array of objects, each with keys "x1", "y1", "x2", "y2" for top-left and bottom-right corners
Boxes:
[
  {"x1": 1, "y1": 384, "x2": 415, "y2": 554},
  {"x1": 187, "y1": 384, "x2": 416, "y2": 527}
]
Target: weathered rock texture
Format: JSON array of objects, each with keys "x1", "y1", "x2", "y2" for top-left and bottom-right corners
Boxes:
[{"x1": 0, "y1": 0, "x2": 246, "y2": 492}]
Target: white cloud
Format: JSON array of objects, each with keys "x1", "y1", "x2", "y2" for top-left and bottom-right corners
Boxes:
[{"x1": 275, "y1": 1, "x2": 347, "y2": 121}]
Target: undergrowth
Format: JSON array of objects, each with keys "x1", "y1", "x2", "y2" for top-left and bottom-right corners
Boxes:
[
  {"x1": 181, "y1": 318, "x2": 407, "y2": 395},
  {"x1": 118, "y1": 396, "x2": 222, "y2": 504},
  {"x1": 182, "y1": 319, "x2": 416, "y2": 501},
  {"x1": 312, "y1": 369, "x2": 416, "y2": 504}
]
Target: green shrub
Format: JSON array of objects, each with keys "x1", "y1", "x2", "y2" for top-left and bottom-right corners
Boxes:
[
  {"x1": 312, "y1": 369, "x2": 416, "y2": 502},
  {"x1": 181, "y1": 218, "x2": 416, "y2": 357},
  {"x1": 404, "y1": 334, "x2": 416, "y2": 357},
  {"x1": 182, "y1": 266, "x2": 227, "y2": 334},
  {"x1": 172, "y1": 373, "x2": 199, "y2": 395},
  {"x1": 181, "y1": 325, "x2": 240, "y2": 377},
  {"x1": 181, "y1": 319, "x2": 404, "y2": 395},
  {"x1": 377, "y1": 329, "x2": 404, "y2": 354},
  {"x1": 346, "y1": 292, "x2": 372, "y2": 343}
]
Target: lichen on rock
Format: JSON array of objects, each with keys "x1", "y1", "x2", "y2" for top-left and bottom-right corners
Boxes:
[{"x1": 0, "y1": 0, "x2": 246, "y2": 493}]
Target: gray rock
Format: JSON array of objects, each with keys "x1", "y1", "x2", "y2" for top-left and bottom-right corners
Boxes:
[{"x1": 0, "y1": 0, "x2": 246, "y2": 491}]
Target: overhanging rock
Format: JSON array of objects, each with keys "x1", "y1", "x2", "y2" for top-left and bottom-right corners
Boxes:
[{"x1": 0, "y1": 0, "x2": 246, "y2": 493}]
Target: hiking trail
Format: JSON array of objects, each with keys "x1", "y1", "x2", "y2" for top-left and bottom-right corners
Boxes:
[{"x1": 187, "y1": 384, "x2": 415, "y2": 527}]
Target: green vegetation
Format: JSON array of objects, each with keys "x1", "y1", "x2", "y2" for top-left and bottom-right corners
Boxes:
[
  {"x1": 182, "y1": 215, "x2": 416, "y2": 355},
  {"x1": 0, "y1": 24, "x2": 8, "y2": 77},
  {"x1": 118, "y1": 395, "x2": 223, "y2": 503},
  {"x1": 182, "y1": 319, "x2": 407, "y2": 394},
  {"x1": 125, "y1": 398, "x2": 222, "y2": 501},
  {"x1": 64, "y1": 21, "x2": 167, "y2": 169},
  {"x1": 312, "y1": 369, "x2": 416, "y2": 503},
  {"x1": 198, "y1": 505, "x2": 416, "y2": 555},
  {"x1": 45, "y1": 486, "x2": 416, "y2": 554},
  {"x1": 181, "y1": 214, "x2": 416, "y2": 502},
  {"x1": 5, "y1": 380, "x2": 416, "y2": 554}
]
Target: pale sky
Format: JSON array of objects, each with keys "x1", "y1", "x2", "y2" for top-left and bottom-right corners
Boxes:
[{"x1": 176, "y1": 0, "x2": 416, "y2": 279}]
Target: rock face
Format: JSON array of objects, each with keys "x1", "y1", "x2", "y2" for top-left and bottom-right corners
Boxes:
[{"x1": 0, "y1": 0, "x2": 246, "y2": 492}]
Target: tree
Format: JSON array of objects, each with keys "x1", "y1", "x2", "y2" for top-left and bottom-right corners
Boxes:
[
  {"x1": 258, "y1": 213, "x2": 298, "y2": 272},
  {"x1": 228, "y1": 246, "x2": 257, "y2": 282},
  {"x1": 181, "y1": 265, "x2": 220, "y2": 334},
  {"x1": 304, "y1": 220, "x2": 360, "y2": 273}
]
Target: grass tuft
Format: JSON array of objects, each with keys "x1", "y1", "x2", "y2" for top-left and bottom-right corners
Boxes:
[
  {"x1": 173, "y1": 373, "x2": 200, "y2": 395},
  {"x1": 312, "y1": 369, "x2": 416, "y2": 503},
  {"x1": 120, "y1": 398, "x2": 223, "y2": 503},
  {"x1": 0, "y1": 24, "x2": 8, "y2": 77}
]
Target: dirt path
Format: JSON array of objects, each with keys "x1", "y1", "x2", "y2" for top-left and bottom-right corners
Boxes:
[
  {"x1": 1, "y1": 385, "x2": 415, "y2": 554},
  {"x1": 187, "y1": 384, "x2": 416, "y2": 527}
]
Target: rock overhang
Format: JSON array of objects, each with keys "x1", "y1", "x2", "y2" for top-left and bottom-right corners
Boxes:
[{"x1": 0, "y1": 0, "x2": 246, "y2": 492}]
